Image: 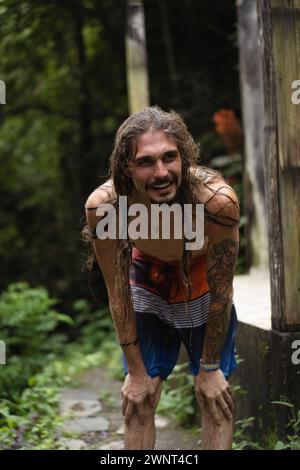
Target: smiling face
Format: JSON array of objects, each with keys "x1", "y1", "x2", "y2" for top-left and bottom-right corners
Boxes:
[{"x1": 129, "y1": 131, "x2": 182, "y2": 204}]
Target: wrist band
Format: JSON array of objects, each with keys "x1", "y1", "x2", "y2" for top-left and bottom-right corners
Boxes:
[
  {"x1": 199, "y1": 360, "x2": 220, "y2": 372},
  {"x1": 119, "y1": 337, "x2": 139, "y2": 347}
]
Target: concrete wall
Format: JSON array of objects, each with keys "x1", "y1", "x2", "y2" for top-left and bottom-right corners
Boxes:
[{"x1": 232, "y1": 321, "x2": 300, "y2": 442}]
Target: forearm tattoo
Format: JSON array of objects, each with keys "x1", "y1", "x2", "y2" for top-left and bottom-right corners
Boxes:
[{"x1": 203, "y1": 239, "x2": 238, "y2": 363}]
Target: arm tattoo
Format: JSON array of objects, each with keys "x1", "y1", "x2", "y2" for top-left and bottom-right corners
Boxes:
[
  {"x1": 202, "y1": 239, "x2": 238, "y2": 363},
  {"x1": 206, "y1": 239, "x2": 238, "y2": 304}
]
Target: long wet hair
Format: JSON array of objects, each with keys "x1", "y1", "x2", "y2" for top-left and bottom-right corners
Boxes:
[
  {"x1": 109, "y1": 106, "x2": 213, "y2": 333},
  {"x1": 83, "y1": 106, "x2": 236, "y2": 335}
]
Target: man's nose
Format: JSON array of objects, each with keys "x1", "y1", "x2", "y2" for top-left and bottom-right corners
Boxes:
[{"x1": 153, "y1": 160, "x2": 168, "y2": 179}]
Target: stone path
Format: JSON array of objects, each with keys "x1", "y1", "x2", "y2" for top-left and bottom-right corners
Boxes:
[{"x1": 58, "y1": 367, "x2": 200, "y2": 450}]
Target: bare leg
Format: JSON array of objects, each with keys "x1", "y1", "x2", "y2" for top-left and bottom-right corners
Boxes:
[
  {"x1": 124, "y1": 378, "x2": 163, "y2": 450},
  {"x1": 201, "y1": 406, "x2": 233, "y2": 450},
  {"x1": 124, "y1": 409, "x2": 156, "y2": 450}
]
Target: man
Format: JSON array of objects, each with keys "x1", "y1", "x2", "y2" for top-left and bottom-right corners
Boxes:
[{"x1": 85, "y1": 106, "x2": 239, "y2": 450}]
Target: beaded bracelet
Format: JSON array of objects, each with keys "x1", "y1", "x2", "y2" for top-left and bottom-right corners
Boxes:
[
  {"x1": 119, "y1": 337, "x2": 139, "y2": 347},
  {"x1": 199, "y1": 360, "x2": 220, "y2": 372}
]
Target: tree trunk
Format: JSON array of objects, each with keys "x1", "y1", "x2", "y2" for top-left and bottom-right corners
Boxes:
[
  {"x1": 159, "y1": 0, "x2": 179, "y2": 101},
  {"x1": 126, "y1": 0, "x2": 150, "y2": 114},
  {"x1": 257, "y1": 0, "x2": 300, "y2": 330},
  {"x1": 237, "y1": 0, "x2": 269, "y2": 269},
  {"x1": 73, "y1": 6, "x2": 94, "y2": 201}
]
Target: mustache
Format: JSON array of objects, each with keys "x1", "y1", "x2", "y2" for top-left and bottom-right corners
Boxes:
[{"x1": 146, "y1": 177, "x2": 175, "y2": 189}]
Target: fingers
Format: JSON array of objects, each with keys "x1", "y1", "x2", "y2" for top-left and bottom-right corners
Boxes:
[
  {"x1": 149, "y1": 379, "x2": 163, "y2": 408},
  {"x1": 124, "y1": 401, "x2": 134, "y2": 425},
  {"x1": 122, "y1": 375, "x2": 162, "y2": 426},
  {"x1": 135, "y1": 385, "x2": 162, "y2": 424},
  {"x1": 122, "y1": 395, "x2": 154, "y2": 426},
  {"x1": 148, "y1": 393, "x2": 157, "y2": 408},
  {"x1": 198, "y1": 390, "x2": 234, "y2": 424},
  {"x1": 136, "y1": 401, "x2": 146, "y2": 425},
  {"x1": 122, "y1": 395, "x2": 143, "y2": 426},
  {"x1": 223, "y1": 389, "x2": 234, "y2": 412},
  {"x1": 196, "y1": 392, "x2": 205, "y2": 410},
  {"x1": 122, "y1": 396, "x2": 128, "y2": 417},
  {"x1": 207, "y1": 399, "x2": 222, "y2": 425},
  {"x1": 123, "y1": 398, "x2": 154, "y2": 426},
  {"x1": 217, "y1": 395, "x2": 232, "y2": 420}
]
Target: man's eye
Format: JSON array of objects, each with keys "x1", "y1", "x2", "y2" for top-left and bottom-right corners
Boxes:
[
  {"x1": 138, "y1": 159, "x2": 152, "y2": 167},
  {"x1": 163, "y1": 154, "x2": 177, "y2": 162}
]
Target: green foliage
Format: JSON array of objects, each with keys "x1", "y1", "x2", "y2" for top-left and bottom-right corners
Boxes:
[
  {"x1": 271, "y1": 401, "x2": 300, "y2": 450},
  {"x1": 0, "y1": 0, "x2": 128, "y2": 304},
  {"x1": 0, "y1": 0, "x2": 240, "y2": 306},
  {"x1": 0, "y1": 282, "x2": 72, "y2": 396},
  {"x1": 157, "y1": 364, "x2": 195, "y2": 426},
  {"x1": 232, "y1": 400, "x2": 300, "y2": 450},
  {"x1": 0, "y1": 349, "x2": 108, "y2": 449},
  {"x1": 232, "y1": 417, "x2": 263, "y2": 450},
  {"x1": 0, "y1": 282, "x2": 121, "y2": 449},
  {"x1": 71, "y1": 298, "x2": 123, "y2": 379},
  {"x1": 232, "y1": 409, "x2": 300, "y2": 451},
  {"x1": 72, "y1": 298, "x2": 113, "y2": 351},
  {"x1": 2, "y1": 282, "x2": 299, "y2": 451},
  {"x1": 156, "y1": 361, "x2": 300, "y2": 450}
]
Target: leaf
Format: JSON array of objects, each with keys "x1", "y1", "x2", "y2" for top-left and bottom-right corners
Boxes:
[
  {"x1": 53, "y1": 313, "x2": 74, "y2": 325},
  {"x1": 271, "y1": 401, "x2": 294, "y2": 408},
  {"x1": 274, "y1": 441, "x2": 289, "y2": 450}
]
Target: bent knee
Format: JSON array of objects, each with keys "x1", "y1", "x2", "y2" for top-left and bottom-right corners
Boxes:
[{"x1": 201, "y1": 407, "x2": 235, "y2": 427}]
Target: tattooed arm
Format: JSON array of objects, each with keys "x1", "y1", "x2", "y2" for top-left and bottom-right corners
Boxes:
[
  {"x1": 202, "y1": 238, "x2": 238, "y2": 363},
  {"x1": 194, "y1": 183, "x2": 240, "y2": 425},
  {"x1": 85, "y1": 187, "x2": 160, "y2": 426}
]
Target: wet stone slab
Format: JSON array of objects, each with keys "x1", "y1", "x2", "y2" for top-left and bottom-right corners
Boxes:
[{"x1": 62, "y1": 417, "x2": 109, "y2": 434}]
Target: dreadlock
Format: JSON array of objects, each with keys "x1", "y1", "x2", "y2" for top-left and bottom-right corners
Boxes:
[
  {"x1": 110, "y1": 106, "x2": 200, "y2": 333},
  {"x1": 83, "y1": 106, "x2": 239, "y2": 336}
]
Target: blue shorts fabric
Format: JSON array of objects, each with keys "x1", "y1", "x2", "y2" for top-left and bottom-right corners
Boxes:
[
  {"x1": 123, "y1": 304, "x2": 238, "y2": 380},
  {"x1": 122, "y1": 248, "x2": 238, "y2": 380}
]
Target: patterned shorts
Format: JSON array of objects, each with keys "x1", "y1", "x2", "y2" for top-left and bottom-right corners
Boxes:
[{"x1": 122, "y1": 247, "x2": 238, "y2": 379}]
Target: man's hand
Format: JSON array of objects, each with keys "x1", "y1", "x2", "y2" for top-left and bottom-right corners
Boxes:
[
  {"x1": 194, "y1": 369, "x2": 234, "y2": 425},
  {"x1": 121, "y1": 373, "x2": 161, "y2": 426}
]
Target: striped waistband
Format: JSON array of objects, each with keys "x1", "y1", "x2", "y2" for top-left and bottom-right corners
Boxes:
[{"x1": 129, "y1": 247, "x2": 210, "y2": 328}]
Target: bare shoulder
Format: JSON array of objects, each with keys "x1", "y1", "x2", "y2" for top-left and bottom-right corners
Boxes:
[
  {"x1": 85, "y1": 179, "x2": 117, "y2": 233},
  {"x1": 84, "y1": 180, "x2": 119, "y2": 284},
  {"x1": 193, "y1": 167, "x2": 240, "y2": 227},
  {"x1": 85, "y1": 179, "x2": 117, "y2": 209}
]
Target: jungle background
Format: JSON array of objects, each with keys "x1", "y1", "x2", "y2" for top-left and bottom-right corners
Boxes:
[
  {"x1": 0, "y1": 0, "x2": 242, "y2": 309},
  {"x1": 1, "y1": 0, "x2": 263, "y2": 450}
]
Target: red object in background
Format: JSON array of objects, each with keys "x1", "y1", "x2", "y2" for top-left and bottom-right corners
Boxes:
[
  {"x1": 226, "y1": 176, "x2": 240, "y2": 186},
  {"x1": 212, "y1": 108, "x2": 242, "y2": 154}
]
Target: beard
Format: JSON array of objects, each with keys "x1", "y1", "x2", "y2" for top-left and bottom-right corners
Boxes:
[
  {"x1": 148, "y1": 191, "x2": 178, "y2": 205},
  {"x1": 146, "y1": 176, "x2": 181, "y2": 205}
]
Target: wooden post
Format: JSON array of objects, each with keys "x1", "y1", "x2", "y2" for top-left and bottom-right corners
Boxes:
[
  {"x1": 0, "y1": 79, "x2": 5, "y2": 104},
  {"x1": 237, "y1": 0, "x2": 269, "y2": 269},
  {"x1": 257, "y1": 0, "x2": 300, "y2": 331},
  {"x1": 126, "y1": 0, "x2": 150, "y2": 114}
]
